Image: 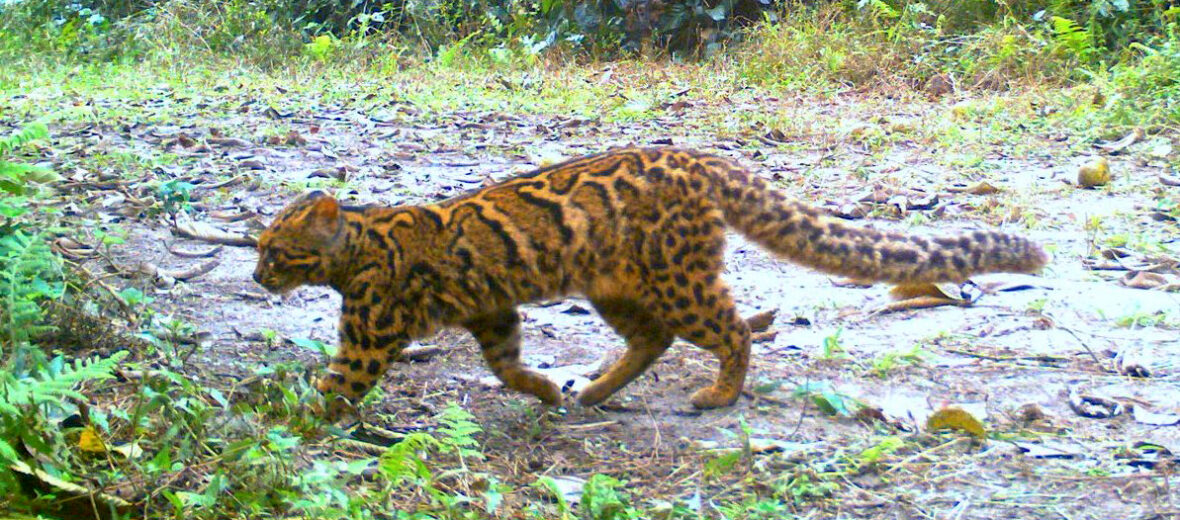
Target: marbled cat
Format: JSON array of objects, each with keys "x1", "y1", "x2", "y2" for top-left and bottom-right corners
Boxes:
[{"x1": 253, "y1": 147, "x2": 1047, "y2": 413}]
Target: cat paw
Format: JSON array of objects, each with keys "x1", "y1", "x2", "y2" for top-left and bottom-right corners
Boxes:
[
  {"x1": 575, "y1": 385, "x2": 609, "y2": 407},
  {"x1": 534, "y1": 382, "x2": 564, "y2": 407},
  {"x1": 690, "y1": 386, "x2": 740, "y2": 409}
]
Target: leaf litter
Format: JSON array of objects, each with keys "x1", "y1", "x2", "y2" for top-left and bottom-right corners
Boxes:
[{"x1": 5, "y1": 76, "x2": 1179, "y2": 518}]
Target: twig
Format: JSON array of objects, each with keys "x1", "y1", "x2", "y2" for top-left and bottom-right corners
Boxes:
[
  {"x1": 559, "y1": 421, "x2": 619, "y2": 431},
  {"x1": 167, "y1": 244, "x2": 223, "y2": 258},
  {"x1": 173, "y1": 216, "x2": 257, "y2": 247},
  {"x1": 1039, "y1": 310, "x2": 1113, "y2": 373},
  {"x1": 197, "y1": 175, "x2": 246, "y2": 190},
  {"x1": 943, "y1": 348, "x2": 1069, "y2": 364}
]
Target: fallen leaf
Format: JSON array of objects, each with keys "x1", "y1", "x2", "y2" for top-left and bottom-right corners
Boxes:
[
  {"x1": 207, "y1": 136, "x2": 253, "y2": 148},
  {"x1": 77, "y1": 426, "x2": 107, "y2": 454},
  {"x1": 1132, "y1": 406, "x2": 1180, "y2": 426},
  {"x1": 878, "y1": 282, "x2": 979, "y2": 313},
  {"x1": 153, "y1": 258, "x2": 220, "y2": 281},
  {"x1": 173, "y1": 215, "x2": 257, "y2": 247},
  {"x1": 748, "y1": 438, "x2": 812, "y2": 455},
  {"x1": 1093, "y1": 128, "x2": 1143, "y2": 154},
  {"x1": 284, "y1": 130, "x2": 307, "y2": 146},
  {"x1": 111, "y1": 441, "x2": 145, "y2": 459},
  {"x1": 8, "y1": 459, "x2": 134, "y2": 519},
  {"x1": 1115, "y1": 343, "x2": 1171, "y2": 378},
  {"x1": 1145, "y1": 137, "x2": 1172, "y2": 158},
  {"x1": 168, "y1": 244, "x2": 223, "y2": 258},
  {"x1": 925, "y1": 407, "x2": 986, "y2": 438},
  {"x1": 1121, "y1": 271, "x2": 1176, "y2": 290},
  {"x1": 239, "y1": 159, "x2": 266, "y2": 170},
  {"x1": 546, "y1": 476, "x2": 587, "y2": 505},
  {"x1": 946, "y1": 181, "x2": 1002, "y2": 195},
  {"x1": 1067, "y1": 390, "x2": 1124, "y2": 419},
  {"x1": 1077, "y1": 156, "x2": 1111, "y2": 188}
]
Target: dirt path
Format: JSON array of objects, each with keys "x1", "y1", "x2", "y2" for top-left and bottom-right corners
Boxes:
[{"x1": 15, "y1": 80, "x2": 1179, "y2": 518}]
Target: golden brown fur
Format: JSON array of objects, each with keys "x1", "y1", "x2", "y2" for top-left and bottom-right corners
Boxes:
[{"x1": 253, "y1": 147, "x2": 1047, "y2": 412}]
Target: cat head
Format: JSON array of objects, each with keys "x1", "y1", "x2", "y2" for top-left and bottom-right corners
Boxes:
[{"x1": 253, "y1": 190, "x2": 345, "y2": 293}]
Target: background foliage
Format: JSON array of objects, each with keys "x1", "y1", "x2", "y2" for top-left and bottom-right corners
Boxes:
[{"x1": 2, "y1": 1, "x2": 1177, "y2": 108}]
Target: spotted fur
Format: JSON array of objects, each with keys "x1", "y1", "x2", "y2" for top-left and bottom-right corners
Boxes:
[{"x1": 253, "y1": 147, "x2": 1047, "y2": 412}]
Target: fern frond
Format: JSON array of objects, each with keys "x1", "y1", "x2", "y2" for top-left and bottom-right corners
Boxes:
[
  {"x1": 379, "y1": 432, "x2": 441, "y2": 486},
  {"x1": 0, "y1": 352, "x2": 127, "y2": 410},
  {"x1": 0, "y1": 230, "x2": 63, "y2": 345},
  {"x1": 0, "y1": 122, "x2": 48, "y2": 156},
  {"x1": 0, "y1": 122, "x2": 56, "y2": 195},
  {"x1": 436, "y1": 402, "x2": 483, "y2": 459},
  {"x1": 1049, "y1": 16, "x2": 1093, "y2": 58},
  {"x1": 0, "y1": 161, "x2": 58, "y2": 195}
]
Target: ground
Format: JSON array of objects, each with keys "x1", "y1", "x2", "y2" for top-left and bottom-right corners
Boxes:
[{"x1": 6, "y1": 62, "x2": 1179, "y2": 518}]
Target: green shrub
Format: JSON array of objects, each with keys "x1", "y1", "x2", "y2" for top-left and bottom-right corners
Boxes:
[
  {"x1": 3, "y1": 0, "x2": 782, "y2": 65},
  {"x1": 732, "y1": 0, "x2": 1179, "y2": 92},
  {"x1": 0, "y1": 121, "x2": 131, "y2": 507},
  {"x1": 1098, "y1": 23, "x2": 1180, "y2": 127}
]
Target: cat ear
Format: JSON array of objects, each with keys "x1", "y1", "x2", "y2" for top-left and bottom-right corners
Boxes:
[{"x1": 307, "y1": 192, "x2": 339, "y2": 221}]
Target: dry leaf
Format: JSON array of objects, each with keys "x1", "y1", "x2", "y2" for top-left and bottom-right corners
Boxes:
[
  {"x1": 1132, "y1": 407, "x2": 1180, "y2": 426},
  {"x1": 111, "y1": 441, "x2": 145, "y2": 459},
  {"x1": 1077, "y1": 156, "x2": 1111, "y2": 188},
  {"x1": 77, "y1": 426, "x2": 107, "y2": 454},
  {"x1": 947, "y1": 181, "x2": 1002, "y2": 195},
  {"x1": 1121, "y1": 271, "x2": 1175, "y2": 290},
  {"x1": 8, "y1": 460, "x2": 133, "y2": 519},
  {"x1": 1013, "y1": 403, "x2": 1048, "y2": 423},
  {"x1": 926, "y1": 407, "x2": 986, "y2": 438},
  {"x1": 1067, "y1": 390, "x2": 1124, "y2": 419},
  {"x1": 878, "y1": 282, "x2": 978, "y2": 314},
  {"x1": 173, "y1": 214, "x2": 257, "y2": 247},
  {"x1": 1093, "y1": 128, "x2": 1143, "y2": 154},
  {"x1": 206, "y1": 136, "x2": 253, "y2": 148},
  {"x1": 284, "y1": 130, "x2": 307, "y2": 146},
  {"x1": 889, "y1": 282, "x2": 960, "y2": 300},
  {"x1": 239, "y1": 159, "x2": 266, "y2": 170},
  {"x1": 748, "y1": 438, "x2": 806, "y2": 454}
]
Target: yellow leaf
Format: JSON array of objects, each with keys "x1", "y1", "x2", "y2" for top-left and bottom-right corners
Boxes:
[
  {"x1": 889, "y1": 282, "x2": 957, "y2": 300},
  {"x1": 878, "y1": 282, "x2": 976, "y2": 314},
  {"x1": 1077, "y1": 156, "x2": 1111, "y2": 188},
  {"x1": 926, "y1": 407, "x2": 986, "y2": 438},
  {"x1": 77, "y1": 426, "x2": 107, "y2": 454}
]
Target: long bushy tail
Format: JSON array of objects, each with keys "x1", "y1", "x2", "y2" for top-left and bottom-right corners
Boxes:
[{"x1": 700, "y1": 156, "x2": 1048, "y2": 284}]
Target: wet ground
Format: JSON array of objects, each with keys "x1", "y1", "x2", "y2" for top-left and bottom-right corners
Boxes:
[{"x1": 17, "y1": 78, "x2": 1180, "y2": 518}]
